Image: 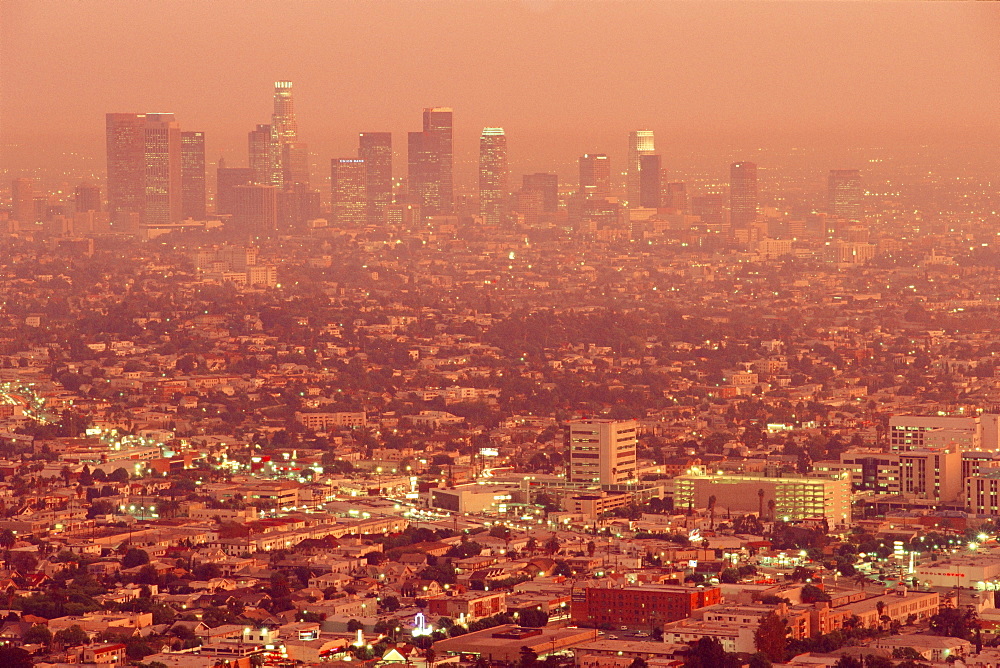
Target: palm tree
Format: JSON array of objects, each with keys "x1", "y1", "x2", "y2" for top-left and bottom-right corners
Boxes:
[{"x1": 708, "y1": 495, "x2": 717, "y2": 531}]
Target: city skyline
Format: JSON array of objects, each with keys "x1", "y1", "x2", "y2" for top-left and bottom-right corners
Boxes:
[{"x1": 2, "y1": 1, "x2": 998, "y2": 186}]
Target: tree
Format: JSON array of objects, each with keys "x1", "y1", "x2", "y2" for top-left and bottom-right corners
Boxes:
[
  {"x1": 553, "y1": 561, "x2": 572, "y2": 577},
  {"x1": 135, "y1": 564, "x2": 160, "y2": 585},
  {"x1": 891, "y1": 647, "x2": 923, "y2": 660},
  {"x1": 23, "y1": 623, "x2": 53, "y2": 645},
  {"x1": 747, "y1": 654, "x2": 772, "y2": 668},
  {"x1": 862, "y1": 656, "x2": 892, "y2": 668},
  {"x1": 929, "y1": 605, "x2": 978, "y2": 640},
  {"x1": 519, "y1": 645, "x2": 538, "y2": 668},
  {"x1": 122, "y1": 548, "x2": 150, "y2": 569},
  {"x1": 347, "y1": 619, "x2": 364, "y2": 633},
  {"x1": 753, "y1": 612, "x2": 788, "y2": 662},
  {"x1": 269, "y1": 572, "x2": 291, "y2": 599},
  {"x1": 192, "y1": 562, "x2": 221, "y2": 580},
  {"x1": 0, "y1": 646, "x2": 32, "y2": 668},
  {"x1": 54, "y1": 624, "x2": 89, "y2": 647},
  {"x1": 801, "y1": 584, "x2": 831, "y2": 603},
  {"x1": 108, "y1": 467, "x2": 130, "y2": 482},
  {"x1": 628, "y1": 659, "x2": 648, "y2": 668},
  {"x1": 833, "y1": 658, "x2": 863, "y2": 668},
  {"x1": 518, "y1": 608, "x2": 549, "y2": 627},
  {"x1": 544, "y1": 535, "x2": 560, "y2": 555},
  {"x1": 0, "y1": 529, "x2": 15, "y2": 549},
  {"x1": 684, "y1": 637, "x2": 740, "y2": 668},
  {"x1": 708, "y1": 495, "x2": 717, "y2": 530}
]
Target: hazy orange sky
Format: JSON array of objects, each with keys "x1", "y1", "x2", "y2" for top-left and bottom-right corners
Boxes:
[{"x1": 2, "y1": 0, "x2": 998, "y2": 184}]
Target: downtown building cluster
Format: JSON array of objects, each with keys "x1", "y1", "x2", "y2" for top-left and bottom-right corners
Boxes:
[{"x1": 8, "y1": 81, "x2": 866, "y2": 254}]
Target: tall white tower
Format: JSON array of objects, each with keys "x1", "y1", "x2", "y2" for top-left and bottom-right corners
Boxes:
[
  {"x1": 479, "y1": 127, "x2": 508, "y2": 226},
  {"x1": 627, "y1": 130, "x2": 655, "y2": 207},
  {"x1": 269, "y1": 81, "x2": 298, "y2": 187}
]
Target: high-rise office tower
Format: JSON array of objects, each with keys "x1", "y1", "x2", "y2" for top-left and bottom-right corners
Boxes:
[
  {"x1": 282, "y1": 142, "x2": 310, "y2": 189},
  {"x1": 142, "y1": 113, "x2": 183, "y2": 225},
  {"x1": 11, "y1": 178, "x2": 35, "y2": 223},
  {"x1": 692, "y1": 194, "x2": 726, "y2": 226},
  {"x1": 828, "y1": 169, "x2": 862, "y2": 221},
  {"x1": 331, "y1": 158, "x2": 367, "y2": 226},
  {"x1": 663, "y1": 182, "x2": 687, "y2": 212},
  {"x1": 216, "y1": 166, "x2": 254, "y2": 215},
  {"x1": 515, "y1": 190, "x2": 543, "y2": 226},
  {"x1": 269, "y1": 81, "x2": 298, "y2": 187},
  {"x1": 424, "y1": 107, "x2": 453, "y2": 211},
  {"x1": 407, "y1": 107, "x2": 453, "y2": 216},
  {"x1": 638, "y1": 154, "x2": 662, "y2": 208},
  {"x1": 74, "y1": 184, "x2": 101, "y2": 213},
  {"x1": 358, "y1": 132, "x2": 392, "y2": 224},
  {"x1": 479, "y1": 127, "x2": 507, "y2": 226},
  {"x1": 248, "y1": 124, "x2": 272, "y2": 185},
  {"x1": 106, "y1": 113, "x2": 148, "y2": 226},
  {"x1": 627, "y1": 130, "x2": 655, "y2": 206},
  {"x1": 522, "y1": 173, "x2": 558, "y2": 213},
  {"x1": 579, "y1": 154, "x2": 611, "y2": 197},
  {"x1": 407, "y1": 131, "x2": 439, "y2": 213},
  {"x1": 566, "y1": 418, "x2": 639, "y2": 485},
  {"x1": 729, "y1": 161, "x2": 758, "y2": 228},
  {"x1": 233, "y1": 184, "x2": 277, "y2": 236},
  {"x1": 181, "y1": 131, "x2": 206, "y2": 220},
  {"x1": 278, "y1": 183, "x2": 321, "y2": 230}
]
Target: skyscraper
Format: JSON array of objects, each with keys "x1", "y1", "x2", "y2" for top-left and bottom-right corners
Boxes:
[
  {"x1": 566, "y1": 418, "x2": 638, "y2": 485},
  {"x1": 627, "y1": 130, "x2": 655, "y2": 206},
  {"x1": 522, "y1": 173, "x2": 558, "y2": 213},
  {"x1": 407, "y1": 131, "x2": 438, "y2": 213},
  {"x1": 106, "y1": 113, "x2": 147, "y2": 226},
  {"x1": 423, "y1": 107, "x2": 453, "y2": 211},
  {"x1": 248, "y1": 124, "x2": 272, "y2": 185},
  {"x1": 729, "y1": 161, "x2": 758, "y2": 228},
  {"x1": 181, "y1": 131, "x2": 206, "y2": 220},
  {"x1": 233, "y1": 184, "x2": 277, "y2": 237},
  {"x1": 579, "y1": 154, "x2": 611, "y2": 197},
  {"x1": 11, "y1": 178, "x2": 35, "y2": 223},
  {"x1": 479, "y1": 127, "x2": 507, "y2": 226},
  {"x1": 216, "y1": 166, "x2": 254, "y2": 215},
  {"x1": 663, "y1": 182, "x2": 688, "y2": 213},
  {"x1": 278, "y1": 183, "x2": 321, "y2": 231},
  {"x1": 407, "y1": 107, "x2": 453, "y2": 216},
  {"x1": 828, "y1": 169, "x2": 862, "y2": 221},
  {"x1": 638, "y1": 154, "x2": 662, "y2": 208},
  {"x1": 269, "y1": 80, "x2": 298, "y2": 187},
  {"x1": 358, "y1": 132, "x2": 392, "y2": 224},
  {"x1": 282, "y1": 142, "x2": 310, "y2": 189},
  {"x1": 74, "y1": 183, "x2": 101, "y2": 213},
  {"x1": 142, "y1": 113, "x2": 182, "y2": 225},
  {"x1": 331, "y1": 158, "x2": 367, "y2": 226},
  {"x1": 692, "y1": 194, "x2": 726, "y2": 226}
]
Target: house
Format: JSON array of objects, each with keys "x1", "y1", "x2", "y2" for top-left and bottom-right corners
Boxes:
[{"x1": 83, "y1": 642, "x2": 127, "y2": 666}]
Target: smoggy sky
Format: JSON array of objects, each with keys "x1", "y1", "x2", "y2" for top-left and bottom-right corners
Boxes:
[{"x1": 2, "y1": 0, "x2": 998, "y2": 186}]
